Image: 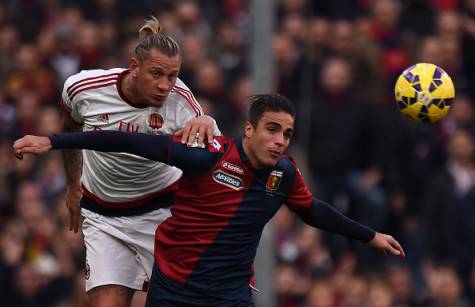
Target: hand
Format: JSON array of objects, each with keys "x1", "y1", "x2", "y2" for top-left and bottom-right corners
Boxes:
[
  {"x1": 66, "y1": 184, "x2": 83, "y2": 233},
  {"x1": 368, "y1": 232, "x2": 405, "y2": 257},
  {"x1": 174, "y1": 115, "x2": 215, "y2": 147},
  {"x1": 13, "y1": 135, "x2": 52, "y2": 160}
]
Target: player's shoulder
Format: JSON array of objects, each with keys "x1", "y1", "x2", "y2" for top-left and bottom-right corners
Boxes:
[
  {"x1": 276, "y1": 154, "x2": 301, "y2": 176},
  {"x1": 171, "y1": 135, "x2": 230, "y2": 153},
  {"x1": 64, "y1": 68, "x2": 125, "y2": 88},
  {"x1": 207, "y1": 135, "x2": 230, "y2": 153},
  {"x1": 173, "y1": 78, "x2": 191, "y2": 92},
  {"x1": 274, "y1": 155, "x2": 309, "y2": 192},
  {"x1": 167, "y1": 78, "x2": 203, "y2": 116}
]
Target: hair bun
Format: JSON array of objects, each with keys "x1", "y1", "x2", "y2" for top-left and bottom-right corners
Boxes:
[{"x1": 138, "y1": 16, "x2": 162, "y2": 40}]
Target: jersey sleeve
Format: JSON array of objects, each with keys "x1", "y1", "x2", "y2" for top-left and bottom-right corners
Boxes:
[
  {"x1": 49, "y1": 131, "x2": 222, "y2": 175},
  {"x1": 169, "y1": 135, "x2": 225, "y2": 176},
  {"x1": 61, "y1": 75, "x2": 84, "y2": 124},
  {"x1": 173, "y1": 82, "x2": 203, "y2": 124},
  {"x1": 285, "y1": 166, "x2": 314, "y2": 210}
]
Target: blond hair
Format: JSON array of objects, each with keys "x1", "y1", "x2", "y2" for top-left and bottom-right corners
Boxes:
[{"x1": 135, "y1": 16, "x2": 180, "y2": 62}]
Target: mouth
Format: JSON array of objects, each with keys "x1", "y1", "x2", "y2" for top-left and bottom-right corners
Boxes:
[
  {"x1": 268, "y1": 150, "x2": 281, "y2": 159},
  {"x1": 154, "y1": 95, "x2": 166, "y2": 101}
]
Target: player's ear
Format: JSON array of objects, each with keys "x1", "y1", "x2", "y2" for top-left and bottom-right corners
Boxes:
[
  {"x1": 130, "y1": 57, "x2": 139, "y2": 77},
  {"x1": 244, "y1": 121, "x2": 253, "y2": 138}
]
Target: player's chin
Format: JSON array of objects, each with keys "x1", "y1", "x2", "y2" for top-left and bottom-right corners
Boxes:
[
  {"x1": 266, "y1": 155, "x2": 280, "y2": 167},
  {"x1": 150, "y1": 95, "x2": 166, "y2": 107}
]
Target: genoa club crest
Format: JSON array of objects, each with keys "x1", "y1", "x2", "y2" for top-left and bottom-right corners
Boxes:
[
  {"x1": 266, "y1": 170, "x2": 283, "y2": 191},
  {"x1": 148, "y1": 113, "x2": 163, "y2": 129}
]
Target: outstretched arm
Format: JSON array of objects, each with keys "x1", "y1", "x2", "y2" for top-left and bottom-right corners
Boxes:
[
  {"x1": 294, "y1": 198, "x2": 375, "y2": 242},
  {"x1": 292, "y1": 198, "x2": 405, "y2": 257},
  {"x1": 286, "y1": 160, "x2": 405, "y2": 257},
  {"x1": 14, "y1": 131, "x2": 219, "y2": 175},
  {"x1": 14, "y1": 131, "x2": 172, "y2": 163},
  {"x1": 51, "y1": 131, "x2": 173, "y2": 162}
]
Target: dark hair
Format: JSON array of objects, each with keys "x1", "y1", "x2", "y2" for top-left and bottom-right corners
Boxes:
[
  {"x1": 248, "y1": 94, "x2": 296, "y2": 127},
  {"x1": 135, "y1": 16, "x2": 180, "y2": 62}
]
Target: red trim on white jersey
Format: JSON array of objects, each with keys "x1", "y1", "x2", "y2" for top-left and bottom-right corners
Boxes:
[
  {"x1": 67, "y1": 76, "x2": 119, "y2": 96},
  {"x1": 66, "y1": 72, "x2": 121, "y2": 93},
  {"x1": 81, "y1": 179, "x2": 180, "y2": 209},
  {"x1": 172, "y1": 86, "x2": 203, "y2": 116},
  {"x1": 115, "y1": 70, "x2": 148, "y2": 109},
  {"x1": 70, "y1": 82, "x2": 118, "y2": 100}
]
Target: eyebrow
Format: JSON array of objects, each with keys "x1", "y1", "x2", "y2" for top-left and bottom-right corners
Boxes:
[
  {"x1": 266, "y1": 121, "x2": 294, "y2": 133},
  {"x1": 150, "y1": 67, "x2": 179, "y2": 74}
]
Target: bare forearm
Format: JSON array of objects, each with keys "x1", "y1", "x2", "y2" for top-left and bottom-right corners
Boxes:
[
  {"x1": 61, "y1": 120, "x2": 83, "y2": 186},
  {"x1": 61, "y1": 149, "x2": 82, "y2": 185}
]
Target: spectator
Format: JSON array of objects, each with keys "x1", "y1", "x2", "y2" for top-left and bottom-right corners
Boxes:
[
  {"x1": 2, "y1": 1, "x2": 475, "y2": 305},
  {"x1": 421, "y1": 130, "x2": 475, "y2": 289}
]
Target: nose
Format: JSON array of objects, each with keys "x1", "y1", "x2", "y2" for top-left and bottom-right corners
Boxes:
[
  {"x1": 274, "y1": 133, "x2": 285, "y2": 147},
  {"x1": 157, "y1": 77, "x2": 171, "y2": 92}
]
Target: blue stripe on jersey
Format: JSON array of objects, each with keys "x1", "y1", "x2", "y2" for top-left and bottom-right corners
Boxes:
[
  {"x1": 147, "y1": 265, "x2": 255, "y2": 307},
  {"x1": 181, "y1": 156, "x2": 298, "y2": 301}
]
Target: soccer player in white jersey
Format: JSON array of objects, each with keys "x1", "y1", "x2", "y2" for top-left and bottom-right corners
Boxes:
[{"x1": 60, "y1": 17, "x2": 219, "y2": 307}]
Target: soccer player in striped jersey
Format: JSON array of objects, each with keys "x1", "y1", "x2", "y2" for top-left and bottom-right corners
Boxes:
[
  {"x1": 57, "y1": 17, "x2": 219, "y2": 307},
  {"x1": 14, "y1": 94, "x2": 404, "y2": 306}
]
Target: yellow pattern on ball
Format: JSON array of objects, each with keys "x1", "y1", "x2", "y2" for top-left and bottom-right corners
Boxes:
[{"x1": 394, "y1": 63, "x2": 455, "y2": 123}]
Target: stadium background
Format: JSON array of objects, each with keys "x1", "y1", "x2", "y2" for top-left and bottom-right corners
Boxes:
[{"x1": 1, "y1": 0, "x2": 475, "y2": 306}]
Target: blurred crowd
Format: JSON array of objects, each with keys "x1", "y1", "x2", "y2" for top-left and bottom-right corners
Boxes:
[{"x1": 1, "y1": 0, "x2": 475, "y2": 306}]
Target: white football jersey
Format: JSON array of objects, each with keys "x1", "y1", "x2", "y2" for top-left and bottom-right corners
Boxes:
[{"x1": 61, "y1": 68, "x2": 206, "y2": 203}]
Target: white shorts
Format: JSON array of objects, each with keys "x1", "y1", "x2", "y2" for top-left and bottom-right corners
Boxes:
[{"x1": 81, "y1": 207, "x2": 171, "y2": 292}]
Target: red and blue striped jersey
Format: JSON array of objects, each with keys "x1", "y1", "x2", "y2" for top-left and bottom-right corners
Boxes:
[
  {"x1": 50, "y1": 131, "x2": 375, "y2": 302},
  {"x1": 155, "y1": 135, "x2": 315, "y2": 300}
]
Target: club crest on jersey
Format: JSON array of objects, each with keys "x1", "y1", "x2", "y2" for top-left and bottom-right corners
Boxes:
[
  {"x1": 212, "y1": 170, "x2": 243, "y2": 190},
  {"x1": 222, "y1": 161, "x2": 244, "y2": 174},
  {"x1": 266, "y1": 170, "x2": 283, "y2": 192},
  {"x1": 148, "y1": 113, "x2": 163, "y2": 129}
]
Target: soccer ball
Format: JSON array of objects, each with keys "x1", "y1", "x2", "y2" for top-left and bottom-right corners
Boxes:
[{"x1": 394, "y1": 63, "x2": 455, "y2": 123}]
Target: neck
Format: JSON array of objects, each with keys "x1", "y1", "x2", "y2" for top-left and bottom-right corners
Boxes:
[
  {"x1": 120, "y1": 72, "x2": 141, "y2": 105},
  {"x1": 242, "y1": 138, "x2": 262, "y2": 170}
]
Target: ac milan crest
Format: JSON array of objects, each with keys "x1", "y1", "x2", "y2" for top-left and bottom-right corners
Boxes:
[{"x1": 148, "y1": 113, "x2": 163, "y2": 129}]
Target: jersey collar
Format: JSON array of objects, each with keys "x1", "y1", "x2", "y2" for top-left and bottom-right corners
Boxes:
[
  {"x1": 116, "y1": 69, "x2": 148, "y2": 109},
  {"x1": 235, "y1": 136, "x2": 248, "y2": 162},
  {"x1": 235, "y1": 135, "x2": 282, "y2": 175},
  {"x1": 235, "y1": 135, "x2": 259, "y2": 174}
]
